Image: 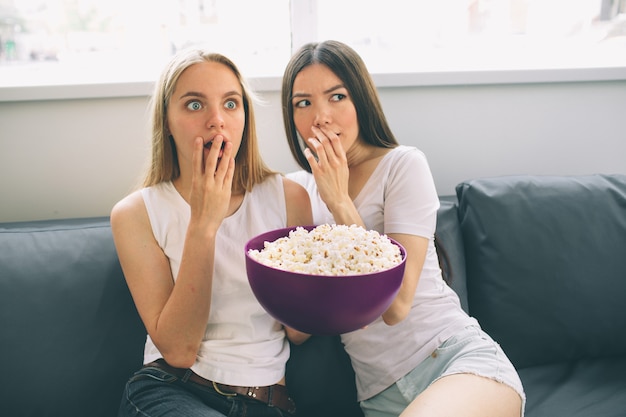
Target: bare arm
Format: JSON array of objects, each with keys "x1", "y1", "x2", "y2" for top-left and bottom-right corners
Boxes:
[
  {"x1": 382, "y1": 233, "x2": 428, "y2": 325},
  {"x1": 111, "y1": 194, "x2": 216, "y2": 368},
  {"x1": 111, "y1": 137, "x2": 234, "y2": 368}
]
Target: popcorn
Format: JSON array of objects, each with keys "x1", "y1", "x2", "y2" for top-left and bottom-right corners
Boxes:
[{"x1": 248, "y1": 224, "x2": 402, "y2": 276}]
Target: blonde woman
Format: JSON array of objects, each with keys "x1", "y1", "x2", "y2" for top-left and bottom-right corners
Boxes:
[{"x1": 112, "y1": 48, "x2": 311, "y2": 416}]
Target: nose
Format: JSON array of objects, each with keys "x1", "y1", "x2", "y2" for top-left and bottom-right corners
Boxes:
[
  {"x1": 206, "y1": 106, "x2": 225, "y2": 129},
  {"x1": 313, "y1": 105, "x2": 331, "y2": 127}
]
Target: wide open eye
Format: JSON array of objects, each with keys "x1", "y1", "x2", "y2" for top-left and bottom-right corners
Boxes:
[
  {"x1": 186, "y1": 100, "x2": 202, "y2": 111},
  {"x1": 225, "y1": 99, "x2": 237, "y2": 110}
]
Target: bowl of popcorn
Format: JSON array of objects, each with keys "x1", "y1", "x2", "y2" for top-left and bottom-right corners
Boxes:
[{"x1": 245, "y1": 224, "x2": 406, "y2": 335}]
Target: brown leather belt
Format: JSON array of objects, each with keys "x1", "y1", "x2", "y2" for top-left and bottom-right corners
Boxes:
[{"x1": 147, "y1": 359, "x2": 296, "y2": 415}]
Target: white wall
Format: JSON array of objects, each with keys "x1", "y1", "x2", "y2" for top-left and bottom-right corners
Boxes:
[
  {"x1": 1, "y1": 80, "x2": 625, "y2": 222},
  {"x1": 379, "y1": 81, "x2": 626, "y2": 195}
]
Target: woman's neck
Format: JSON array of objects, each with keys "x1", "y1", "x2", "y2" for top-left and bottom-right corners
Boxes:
[{"x1": 346, "y1": 142, "x2": 390, "y2": 169}]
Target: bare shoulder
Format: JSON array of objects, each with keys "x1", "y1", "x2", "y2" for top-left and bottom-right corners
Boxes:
[
  {"x1": 109, "y1": 190, "x2": 162, "y2": 283},
  {"x1": 283, "y1": 177, "x2": 311, "y2": 206},
  {"x1": 282, "y1": 176, "x2": 313, "y2": 226},
  {"x1": 110, "y1": 190, "x2": 149, "y2": 236},
  {"x1": 282, "y1": 176, "x2": 309, "y2": 200}
]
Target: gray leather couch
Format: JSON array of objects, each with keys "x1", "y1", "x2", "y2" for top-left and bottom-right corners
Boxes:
[{"x1": 2, "y1": 174, "x2": 625, "y2": 417}]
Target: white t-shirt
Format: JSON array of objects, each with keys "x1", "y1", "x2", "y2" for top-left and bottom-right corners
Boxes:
[
  {"x1": 141, "y1": 175, "x2": 289, "y2": 387},
  {"x1": 288, "y1": 146, "x2": 477, "y2": 401}
]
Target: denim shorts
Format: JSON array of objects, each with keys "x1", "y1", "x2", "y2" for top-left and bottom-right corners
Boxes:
[
  {"x1": 360, "y1": 325, "x2": 526, "y2": 417},
  {"x1": 118, "y1": 365, "x2": 290, "y2": 417}
]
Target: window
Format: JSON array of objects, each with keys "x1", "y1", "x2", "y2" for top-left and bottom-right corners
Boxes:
[
  {"x1": 299, "y1": 0, "x2": 626, "y2": 73},
  {"x1": 0, "y1": 0, "x2": 292, "y2": 86},
  {"x1": 1, "y1": 0, "x2": 625, "y2": 88}
]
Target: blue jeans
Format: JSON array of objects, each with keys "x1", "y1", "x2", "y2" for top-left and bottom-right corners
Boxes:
[{"x1": 118, "y1": 365, "x2": 289, "y2": 417}]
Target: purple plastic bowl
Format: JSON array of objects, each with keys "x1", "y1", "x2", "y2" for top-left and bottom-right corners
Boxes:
[{"x1": 245, "y1": 225, "x2": 406, "y2": 335}]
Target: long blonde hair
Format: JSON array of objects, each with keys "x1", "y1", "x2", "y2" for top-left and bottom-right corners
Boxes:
[{"x1": 143, "y1": 48, "x2": 274, "y2": 191}]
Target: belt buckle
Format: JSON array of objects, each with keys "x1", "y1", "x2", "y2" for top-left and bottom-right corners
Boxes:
[{"x1": 212, "y1": 381, "x2": 237, "y2": 397}]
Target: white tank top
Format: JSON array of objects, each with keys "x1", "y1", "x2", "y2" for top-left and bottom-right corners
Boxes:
[{"x1": 140, "y1": 175, "x2": 289, "y2": 387}]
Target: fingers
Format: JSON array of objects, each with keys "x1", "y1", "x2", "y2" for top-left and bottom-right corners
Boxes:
[
  {"x1": 191, "y1": 135, "x2": 234, "y2": 190},
  {"x1": 192, "y1": 135, "x2": 224, "y2": 176},
  {"x1": 316, "y1": 125, "x2": 345, "y2": 156},
  {"x1": 192, "y1": 137, "x2": 204, "y2": 176},
  {"x1": 303, "y1": 147, "x2": 317, "y2": 169},
  {"x1": 306, "y1": 126, "x2": 344, "y2": 170},
  {"x1": 185, "y1": 135, "x2": 235, "y2": 230},
  {"x1": 214, "y1": 141, "x2": 235, "y2": 188},
  {"x1": 203, "y1": 135, "x2": 223, "y2": 174}
]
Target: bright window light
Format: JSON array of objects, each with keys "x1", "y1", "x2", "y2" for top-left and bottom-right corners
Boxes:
[
  {"x1": 304, "y1": 0, "x2": 626, "y2": 73},
  {"x1": 0, "y1": 0, "x2": 624, "y2": 88},
  {"x1": 0, "y1": 0, "x2": 292, "y2": 86}
]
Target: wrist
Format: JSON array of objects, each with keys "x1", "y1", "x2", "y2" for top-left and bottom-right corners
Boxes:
[
  {"x1": 186, "y1": 221, "x2": 219, "y2": 242},
  {"x1": 327, "y1": 199, "x2": 362, "y2": 227}
]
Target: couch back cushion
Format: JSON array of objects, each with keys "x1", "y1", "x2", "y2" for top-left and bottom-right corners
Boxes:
[
  {"x1": 436, "y1": 197, "x2": 469, "y2": 313},
  {"x1": 0, "y1": 218, "x2": 146, "y2": 417},
  {"x1": 456, "y1": 174, "x2": 626, "y2": 369}
]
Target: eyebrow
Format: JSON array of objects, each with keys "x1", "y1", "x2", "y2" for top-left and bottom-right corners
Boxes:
[
  {"x1": 178, "y1": 90, "x2": 242, "y2": 100},
  {"x1": 178, "y1": 91, "x2": 204, "y2": 101},
  {"x1": 324, "y1": 84, "x2": 345, "y2": 94},
  {"x1": 291, "y1": 84, "x2": 345, "y2": 100}
]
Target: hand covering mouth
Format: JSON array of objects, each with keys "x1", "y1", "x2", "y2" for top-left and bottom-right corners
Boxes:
[{"x1": 204, "y1": 138, "x2": 226, "y2": 150}]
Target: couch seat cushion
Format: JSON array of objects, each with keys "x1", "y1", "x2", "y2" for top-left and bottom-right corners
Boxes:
[{"x1": 519, "y1": 356, "x2": 626, "y2": 417}]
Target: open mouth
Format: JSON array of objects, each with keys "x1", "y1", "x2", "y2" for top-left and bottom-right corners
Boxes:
[
  {"x1": 204, "y1": 140, "x2": 225, "y2": 150},
  {"x1": 204, "y1": 138, "x2": 227, "y2": 159}
]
